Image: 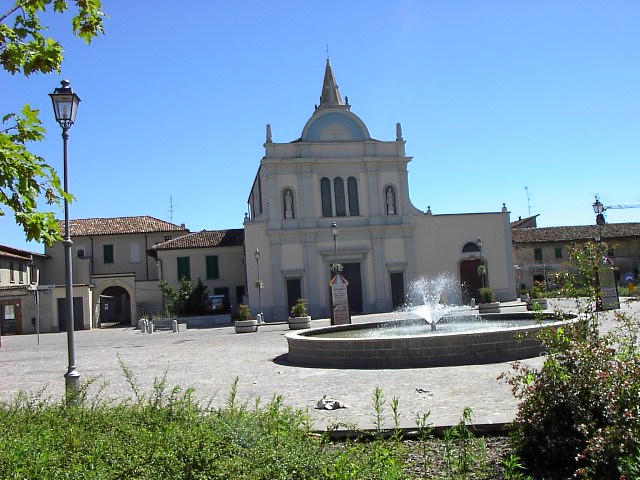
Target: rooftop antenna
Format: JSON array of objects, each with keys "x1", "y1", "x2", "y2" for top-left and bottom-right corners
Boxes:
[
  {"x1": 525, "y1": 186, "x2": 532, "y2": 216},
  {"x1": 169, "y1": 196, "x2": 178, "y2": 223}
]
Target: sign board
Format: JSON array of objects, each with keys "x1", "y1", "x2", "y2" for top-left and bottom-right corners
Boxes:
[
  {"x1": 597, "y1": 265, "x2": 620, "y2": 311},
  {"x1": 329, "y1": 274, "x2": 351, "y2": 325}
]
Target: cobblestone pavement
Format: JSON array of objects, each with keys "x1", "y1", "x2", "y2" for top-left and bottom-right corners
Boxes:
[{"x1": 1, "y1": 299, "x2": 637, "y2": 430}]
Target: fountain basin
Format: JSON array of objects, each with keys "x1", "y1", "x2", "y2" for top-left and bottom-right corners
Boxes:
[{"x1": 285, "y1": 313, "x2": 577, "y2": 369}]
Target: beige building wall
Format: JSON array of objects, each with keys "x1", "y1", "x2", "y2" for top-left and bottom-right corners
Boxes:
[{"x1": 157, "y1": 245, "x2": 246, "y2": 316}]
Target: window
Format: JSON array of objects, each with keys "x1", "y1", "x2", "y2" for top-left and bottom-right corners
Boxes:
[
  {"x1": 19, "y1": 264, "x2": 24, "y2": 283},
  {"x1": 130, "y1": 243, "x2": 141, "y2": 263},
  {"x1": 348, "y1": 177, "x2": 359, "y2": 216},
  {"x1": 321, "y1": 177, "x2": 332, "y2": 217},
  {"x1": 206, "y1": 255, "x2": 220, "y2": 280},
  {"x1": 9, "y1": 261, "x2": 15, "y2": 282},
  {"x1": 462, "y1": 242, "x2": 480, "y2": 253},
  {"x1": 164, "y1": 235, "x2": 172, "y2": 242},
  {"x1": 534, "y1": 248, "x2": 543, "y2": 262},
  {"x1": 177, "y1": 257, "x2": 191, "y2": 281},
  {"x1": 554, "y1": 247, "x2": 563, "y2": 259},
  {"x1": 103, "y1": 244, "x2": 114, "y2": 264},
  {"x1": 321, "y1": 176, "x2": 360, "y2": 217}
]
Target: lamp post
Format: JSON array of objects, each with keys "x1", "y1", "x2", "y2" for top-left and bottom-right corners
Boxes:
[
  {"x1": 593, "y1": 196, "x2": 605, "y2": 242},
  {"x1": 254, "y1": 249, "x2": 263, "y2": 322},
  {"x1": 49, "y1": 80, "x2": 81, "y2": 393},
  {"x1": 331, "y1": 222, "x2": 340, "y2": 273},
  {"x1": 477, "y1": 236, "x2": 485, "y2": 289}
]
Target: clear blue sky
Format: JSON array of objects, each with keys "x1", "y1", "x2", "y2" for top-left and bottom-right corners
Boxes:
[{"x1": 3, "y1": 1, "x2": 640, "y2": 252}]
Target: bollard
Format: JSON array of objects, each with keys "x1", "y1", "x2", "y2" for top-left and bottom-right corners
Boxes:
[{"x1": 172, "y1": 319, "x2": 178, "y2": 333}]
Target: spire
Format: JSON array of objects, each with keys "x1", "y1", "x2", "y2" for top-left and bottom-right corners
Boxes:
[{"x1": 317, "y1": 58, "x2": 349, "y2": 111}]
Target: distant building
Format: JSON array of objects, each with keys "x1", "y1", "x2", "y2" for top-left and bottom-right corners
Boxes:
[
  {"x1": 244, "y1": 59, "x2": 517, "y2": 320},
  {"x1": 42, "y1": 216, "x2": 189, "y2": 330},
  {"x1": 0, "y1": 245, "x2": 47, "y2": 336},
  {"x1": 512, "y1": 222, "x2": 640, "y2": 291},
  {"x1": 147, "y1": 229, "x2": 246, "y2": 316}
]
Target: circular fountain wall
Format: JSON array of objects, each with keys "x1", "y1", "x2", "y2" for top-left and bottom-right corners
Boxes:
[
  {"x1": 285, "y1": 313, "x2": 572, "y2": 369},
  {"x1": 285, "y1": 274, "x2": 576, "y2": 369}
]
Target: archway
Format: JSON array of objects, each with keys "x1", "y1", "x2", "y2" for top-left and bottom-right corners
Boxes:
[{"x1": 99, "y1": 286, "x2": 131, "y2": 327}]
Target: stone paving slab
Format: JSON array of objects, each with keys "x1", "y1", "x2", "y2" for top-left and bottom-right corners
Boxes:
[{"x1": 0, "y1": 299, "x2": 636, "y2": 431}]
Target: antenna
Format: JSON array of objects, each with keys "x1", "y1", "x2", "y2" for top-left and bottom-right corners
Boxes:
[
  {"x1": 169, "y1": 196, "x2": 178, "y2": 223},
  {"x1": 525, "y1": 186, "x2": 532, "y2": 216}
]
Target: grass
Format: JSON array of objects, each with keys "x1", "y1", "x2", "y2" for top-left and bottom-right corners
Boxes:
[{"x1": 0, "y1": 370, "x2": 524, "y2": 480}]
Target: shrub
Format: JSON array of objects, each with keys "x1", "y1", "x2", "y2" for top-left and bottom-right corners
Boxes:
[
  {"x1": 290, "y1": 298, "x2": 308, "y2": 317},
  {"x1": 503, "y1": 242, "x2": 640, "y2": 479},
  {"x1": 238, "y1": 304, "x2": 252, "y2": 320},
  {"x1": 478, "y1": 288, "x2": 494, "y2": 303}
]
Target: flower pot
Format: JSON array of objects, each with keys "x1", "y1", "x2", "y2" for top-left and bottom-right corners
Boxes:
[
  {"x1": 288, "y1": 316, "x2": 311, "y2": 330},
  {"x1": 526, "y1": 298, "x2": 548, "y2": 311},
  {"x1": 478, "y1": 302, "x2": 501, "y2": 314},
  {"x1": 235, "y1": 319, "x2": 259, "y2": 333},
  {"x1": 520, "y1": 293, "x2": 530, "y2": 302}
]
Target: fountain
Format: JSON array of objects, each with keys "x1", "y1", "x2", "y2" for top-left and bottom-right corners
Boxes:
[{"x1": 285, "y1": 274, "x2": 576, "y2": 368}]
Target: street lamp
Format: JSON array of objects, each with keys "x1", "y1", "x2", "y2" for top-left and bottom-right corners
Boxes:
[
  {"x1": 50, "y1": 80, "x2": 81, "y2": 393},
  {"x1": 331, "y1": 222, "x2": 341, "y2": 273},
  {"x1": 254, "y1": 249, "x2": 263, "y2": 322},
  {"x1": 593, "y1": 196, "x2": 606, "y2": 241},
  {"x1": 477, "y1": 236, "x2": 485, "y2": 289}
]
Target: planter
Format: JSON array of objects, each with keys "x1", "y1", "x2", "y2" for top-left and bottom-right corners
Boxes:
[
  {"x1": 235, "y1": 319, "x2": 259, "y2": 333},
  {"x1": 527, "y1": 298, "x2": 548, "y2": 311},
  {"x1": 478, "y1": 302, "x2": 501, "y2": 314},
  {"x1": 288, "y1": 316, "x2": 311, "y2": 330}
]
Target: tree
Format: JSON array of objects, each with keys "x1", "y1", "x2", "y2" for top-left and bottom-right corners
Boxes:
[{"x1": 0, "y1": 0, "x2": 106, "y2": 245}]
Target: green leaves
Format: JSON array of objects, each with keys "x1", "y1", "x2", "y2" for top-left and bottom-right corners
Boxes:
[
  {"x1": 0, "y1": 1, "x2": 106, "y2": 245},
  {"x1": 0, "y1": 105, "x2": 72, "y2": 245}
]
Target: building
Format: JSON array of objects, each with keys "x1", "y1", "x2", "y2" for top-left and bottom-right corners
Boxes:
[
  {"x1": 0, "y1": 245, "x2": 48, "y2": 337},
  {"x1": 42, "y1": 216, "x2": 189, "y2": 330},
  {"x1": 244, "y1": 59, "x2": 517, "y2": 320},
  {"x1": 148, "y1": 229, "x2": 246, "y2": 316},
  {"x1": 512, "y1": 222, "x2": 640, "y2": 291}
]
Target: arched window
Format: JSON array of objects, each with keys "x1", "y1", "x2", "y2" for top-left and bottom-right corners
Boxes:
[
  {"x1": 334, "y1": 177, "x2": 346, "y2": 216},
  {"x1": 348, "y1": 177, "x2": 359, "y2": 216},
  {"x1": 321, "y1": 177, "x2": 332, "y2": 217},
  {"x1": 462, "y1": 242, "x2": 480, "y2": 253},
  {"x1": 283, "y1": 189, "x2": 294, "y2": 219}
]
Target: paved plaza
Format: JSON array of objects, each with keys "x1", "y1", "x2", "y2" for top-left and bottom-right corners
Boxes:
[{"x1": 1, "y1": 299, "x2": 637, "y2": 431}]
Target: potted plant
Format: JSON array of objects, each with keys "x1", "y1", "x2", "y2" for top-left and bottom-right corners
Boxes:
[
  {"x1": 478, "y1": 287, "x2": 501, "y2": 313},
  {"x1": 526, "y1": 285, "x2": 548, "y2": 311},
  {"x1": 235, "y1": 304, "x2": 259, "y2": 333},
  {"x1": 288, "y1": 298, "x2": 311, "y2": 330}
]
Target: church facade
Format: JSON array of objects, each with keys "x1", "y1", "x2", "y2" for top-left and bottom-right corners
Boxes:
[{"x1": 244, "y1": 60, "x2": 516, "y2": 321}]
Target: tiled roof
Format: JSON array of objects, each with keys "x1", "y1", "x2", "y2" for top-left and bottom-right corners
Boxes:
[
  {"x1": 510, "y1": 215, "x2": 539, "y2": 229},
  {"x1": 511, "y1": 223, "x2": 640, "y2": 244},
  {"x1": 59, "y1": 216, "x2": 189, "y2": 237},
  {"x1": 0, "y1": 245, "x2": 46, "y2": 260},
  {"x1": 153, "y1": 229, "x2": 245, "y2": 250}
]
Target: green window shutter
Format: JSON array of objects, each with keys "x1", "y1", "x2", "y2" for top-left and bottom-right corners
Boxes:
[
  {"x1": 206, "y1": 255, "x2": 219, "y2": 280},
  {"x1": 177, "y1": 257, "x2": 191, "y2": 281},
  {"x1": 103, "y1": 245, "x2": 114, "y2": 264}
]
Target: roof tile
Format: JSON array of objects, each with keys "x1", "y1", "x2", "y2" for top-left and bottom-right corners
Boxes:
[{"x1": 59, "y1": 216, "x2": 189, "y2": 237}]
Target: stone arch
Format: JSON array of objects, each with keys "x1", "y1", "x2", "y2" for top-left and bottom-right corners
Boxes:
[{"x1": 98, "y1": 285, "x2": 132, "y2": 327}]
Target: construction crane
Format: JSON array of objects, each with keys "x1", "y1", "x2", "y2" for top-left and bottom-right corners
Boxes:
[{"x1": 592, "y1": 195, "x2": 640, "y2": 225}]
